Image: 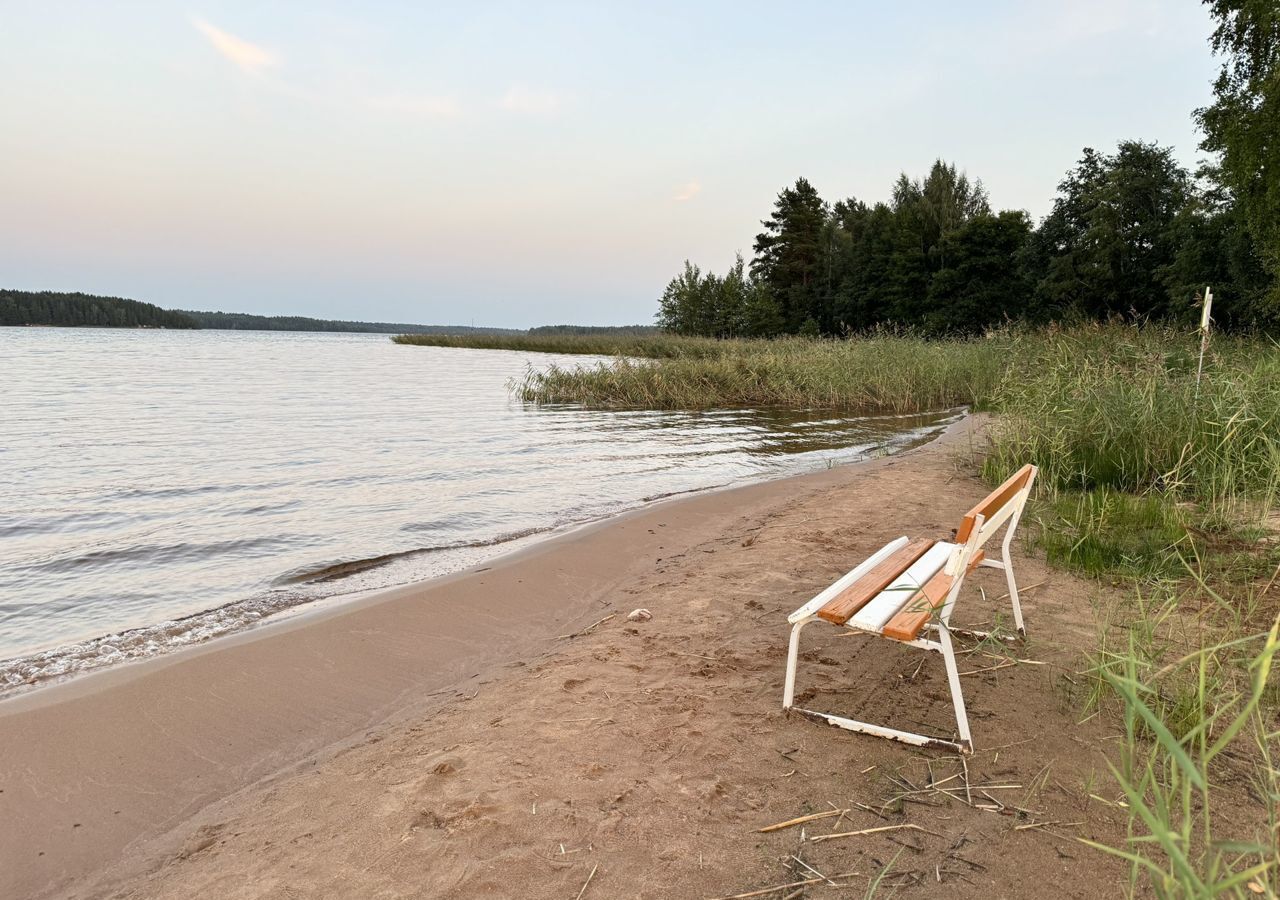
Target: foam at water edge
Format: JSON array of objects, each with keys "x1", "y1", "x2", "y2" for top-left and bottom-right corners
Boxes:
[{"x1": 0, "y1": 533, "x2": 550, "y2": 699}]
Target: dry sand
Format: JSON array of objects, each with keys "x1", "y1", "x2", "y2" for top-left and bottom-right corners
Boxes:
[{"x1": 1, "y1": 417, "x2": 1135, "y2": 898}]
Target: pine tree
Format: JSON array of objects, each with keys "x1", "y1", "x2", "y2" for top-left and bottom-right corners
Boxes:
[{"x1": 751, "y1": 178, "x2": 831, "y2": 333}]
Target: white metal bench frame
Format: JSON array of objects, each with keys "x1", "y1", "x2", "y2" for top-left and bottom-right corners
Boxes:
[{"x1": 782, "y1": 465, "x2": 1036, "y2": 755}]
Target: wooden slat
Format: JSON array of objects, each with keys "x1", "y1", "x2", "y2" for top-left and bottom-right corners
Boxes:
[
  {"x1": 882, "y1": 550, "x2": 985, "y2": 641},
  {"x1": 816, "y1": 539, "x2": 935, "y2": 625},
  {"x1": 955, "y1": 464, "x2": 1036, "y2": 543}
]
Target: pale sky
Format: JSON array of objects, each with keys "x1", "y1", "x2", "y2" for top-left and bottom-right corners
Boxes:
[{"x1": 0, "y1": 1, "x2": 1221, "y2": 327}]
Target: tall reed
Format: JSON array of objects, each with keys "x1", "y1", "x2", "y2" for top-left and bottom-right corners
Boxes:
[
  {"x1": 392, "y1": 331, "x2": 730, "y2": 358},
  {"x1": 1085, "y1": 593, "x2": 1280, "y2": 897},
  {"x1": 983, "y1": 326, "x2": 1280, "y2": 510},
  {"x1": 517, "y1": 333, "x2": 1009, "y2": 414}
]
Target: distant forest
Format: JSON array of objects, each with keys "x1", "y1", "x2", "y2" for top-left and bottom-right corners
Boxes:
[
  {"x1": 658, "y1": 1, "x2": 1278, "y2": 337},
  {"x1": 0, "y1": 290, "x2": 519, "y2": 334},
  {"x1": 0, "y1": 290, "x2": 199, "y2": 329},
  {"x1": 179, "y1": 309, "x2": 518, "y2": 335}
]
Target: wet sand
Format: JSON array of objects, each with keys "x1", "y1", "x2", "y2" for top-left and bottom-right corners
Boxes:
[{"x1": 0, "y1": 417, "x2": 1134, "y2": 898}]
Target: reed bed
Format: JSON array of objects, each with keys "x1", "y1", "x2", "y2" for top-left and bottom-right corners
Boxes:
[
  {"x1": 391, "y1": 331, "x2": 730, "y2": 358},
  {"x1": 516, "y1": 334, "x2": 1009, "y2": 415},
  {"x1": 983, "y1": 327, "x2": 1280, "y2": 505}
]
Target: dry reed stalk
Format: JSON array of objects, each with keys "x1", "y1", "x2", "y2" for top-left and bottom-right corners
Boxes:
[
  {"x1": 559, "y1": 614, "x2": 615, "y2": 639},
  {"x1": 756, "y1": 809, "x2": 849, "y2": 833},
  {"x1": 573, "y1": 863, "x2": 598, "y2": 900},
  {"x1": 808, "y1": 823, "x2": 925, "y2": 844}
]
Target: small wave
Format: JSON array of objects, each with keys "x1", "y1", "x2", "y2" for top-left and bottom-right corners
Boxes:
[
  {"x1": 0, "y1": 525, "x2": 566, "y2": 699},
  {"x1": 13, "y1": 536, "x2": 295, "y2": 577},
  {"x1": 108, "y1": 482, "x2": 265, "y2": 501},
  {"x1": 274, "y1": 526, "x2": 553, "y2": 585}
]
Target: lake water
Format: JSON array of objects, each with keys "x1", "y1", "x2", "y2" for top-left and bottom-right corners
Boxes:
[{"x1": 0, "y1": 328, "x2": 960, "y2": 692}]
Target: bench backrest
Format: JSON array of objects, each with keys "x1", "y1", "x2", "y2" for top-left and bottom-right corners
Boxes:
[{"x1": 954, "y1": 463, "x2": 1037, "y2": 552}]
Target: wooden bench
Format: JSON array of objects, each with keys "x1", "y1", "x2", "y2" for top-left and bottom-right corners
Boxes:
[{"x1": 781, "y1": 464, "x2": 1037, "y2": 754}]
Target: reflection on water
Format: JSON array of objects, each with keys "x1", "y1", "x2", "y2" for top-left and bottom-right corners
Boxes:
[{"x1": 0, "y1": 328, "x2": 961, "y2": 690}]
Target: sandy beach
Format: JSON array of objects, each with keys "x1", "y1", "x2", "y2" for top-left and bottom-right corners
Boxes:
[{"x1": 1, "y1": 417, "x2": 1135, "y2": 898}]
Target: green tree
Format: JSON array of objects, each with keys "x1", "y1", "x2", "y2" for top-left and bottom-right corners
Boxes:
[
  {"x1": 655, "y1": 256, "x2": 767, "y2": 338},
  {"x1": 830, "y1": 200, "x2": 898, "y2": 331},
  {"x1": 886, "y1": 160, "x2": 991, "y2": 323},
  {"x1": 655, "y1": 262, "x2": 715, "y2": 335},
  {"x1": 1196, "y1": 0, "x2": 1280, "y2": 301},
  {"x1": 892, "y1": 160, "x2": 991, "y2": 267},
  {"x1": 1160, "y1": 168, "x2": 1273, "y2": 327},
  {"x1": 742, "y1": 281, "x2": 785, "y2": 337},
  {"x1": 751, "y1": 178, "x2": 831, "y2": 333},
  {"x1": 1032, "y1": 141, "x2": 1192, "y2": 320},
  {"x1": 924, "y1": 211, "x2": 1034, "y2": 333},
  {"x1": 710, "y1": 254, "x2": 750, "y2": 338}
]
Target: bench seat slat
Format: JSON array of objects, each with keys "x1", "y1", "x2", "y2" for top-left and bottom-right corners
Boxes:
[
  {"x1": 788, "y1": 537, "x2": 909, "y2": 625},
  {"x1": 847, "y1": 542, "x2": 956, "y2": 633},
  {"x1": 816, "y1": 539, "x2": 935, "y2": 626},
  {"x1": 882, "y1": 549, "x2": 986, "y2": 641}
]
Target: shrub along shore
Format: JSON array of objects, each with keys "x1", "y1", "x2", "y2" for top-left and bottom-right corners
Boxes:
[{"x1": 397, "y1": 323, "x2": 1280, "y2": 892}]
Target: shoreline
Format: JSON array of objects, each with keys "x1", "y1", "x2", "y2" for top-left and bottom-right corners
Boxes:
[
  {"x1": 0, "y1": 411, "x2": 962, "y2": 703},
  {"x1": 1, "y1": 414, "x2": 1048, "y2": 899}
]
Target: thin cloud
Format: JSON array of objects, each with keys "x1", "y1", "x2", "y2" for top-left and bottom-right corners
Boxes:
[
  {"x1": 674, "y1": 180, "x2": 702, "y2": 202},
  {"x1": 500, "y1": 84, "x2": 561, "y2": 115},
  {"x1": 193, "y1": 18, "x2": 278, "y2": 75},
  {"x1": 366, "y1": 94, "x2": 459, "y2": 118}
]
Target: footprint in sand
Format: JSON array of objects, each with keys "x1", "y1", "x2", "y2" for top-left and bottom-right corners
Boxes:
[
  {"x1": 177, "y1": 823, "x2": 224, "y2": 859},
  {"x1": 422, "y1": 754, "x2": 465, "y2": 778},
  {"x1": 409, "y1": 810, "x2": 448, "y2": 831}
]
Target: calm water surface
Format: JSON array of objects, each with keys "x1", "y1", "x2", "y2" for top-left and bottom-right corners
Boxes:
[{"x1": 0, "y1": 329, "x2": 960, "y2": 690}]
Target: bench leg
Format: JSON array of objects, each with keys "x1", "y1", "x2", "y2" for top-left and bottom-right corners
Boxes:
[
  {"x1": 786, "y1": 620, "x2": 973, "y2": 754},
  {"x1": 782, "y1": 618, "x2": 809, "y2": 709},
  {"x1": 1004, "y1": 557, "x2": 1026, "y2": 636},
  {"x1": 1002, "y1": 506, "x2": 1028, "y2": 637},
  {"x1": 938, "y1": 624, "x2": 973, "y2": 753}
]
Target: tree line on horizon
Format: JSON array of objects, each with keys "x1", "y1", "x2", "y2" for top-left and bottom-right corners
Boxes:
[
  {"x1": 0, "y1": 291, "x2": 523, "y2": 335},
  {"x1": 658, "y1": 0, "x2": 1278, "y2": 338},
  {"x1": 178, "y1": 309, "x2": 518, "y2": 335},
  {"x1": 0, "y1": 290, "x2": 201, "y2": 329}
]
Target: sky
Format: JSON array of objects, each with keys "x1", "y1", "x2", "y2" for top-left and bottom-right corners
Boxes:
[{"x1": 0, "y1": 1, "x2": 1223, "y2": 327}]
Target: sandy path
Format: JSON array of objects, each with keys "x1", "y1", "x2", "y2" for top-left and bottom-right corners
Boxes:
[{"x1": 2, "y1": 417, "x2": 1131, "y2": 898}]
